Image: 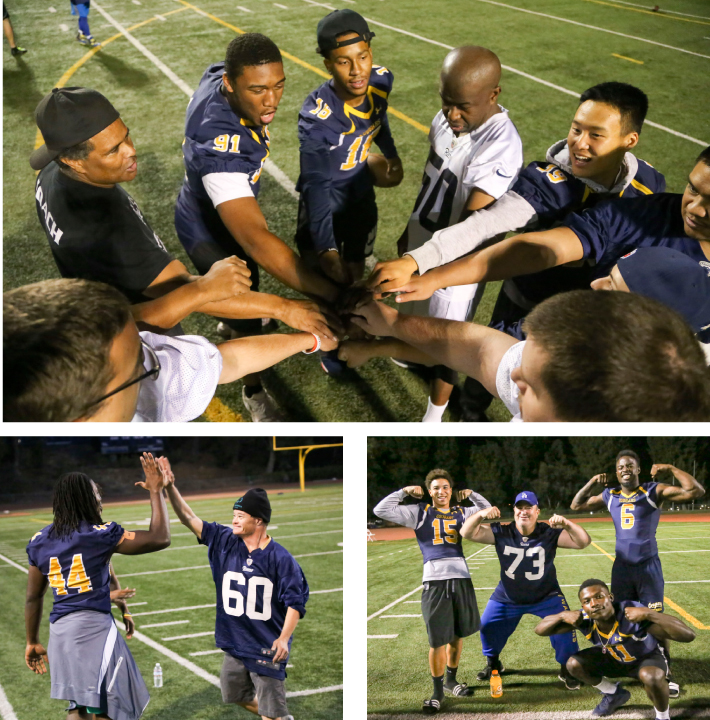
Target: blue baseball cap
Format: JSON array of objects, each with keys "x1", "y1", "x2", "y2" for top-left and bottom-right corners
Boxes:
[
  {"x1": 616, "y1": 248, "x2": 710, "y2": 334},
  {"x1": 514, "y1": 491, "x2": 538, "y2": 507}
]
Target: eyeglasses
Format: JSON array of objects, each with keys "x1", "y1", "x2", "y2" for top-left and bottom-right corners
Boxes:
[{"x1": 91, "y1": 338, "x2": 161, "y2": 406}]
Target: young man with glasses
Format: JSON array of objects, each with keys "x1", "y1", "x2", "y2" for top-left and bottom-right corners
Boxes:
[{"x1": 3, "y1": 278, "x2": 337, "y2": 422}]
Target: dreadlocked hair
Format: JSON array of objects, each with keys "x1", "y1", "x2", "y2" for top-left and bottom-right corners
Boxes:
[{"x1": 51, "y1": 472, "x2": 103, "y2": 539}]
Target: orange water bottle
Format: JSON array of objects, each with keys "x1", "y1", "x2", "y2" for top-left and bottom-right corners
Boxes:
[{"x1": 490, "y1": 669, "x2": 503, "y2": 698}]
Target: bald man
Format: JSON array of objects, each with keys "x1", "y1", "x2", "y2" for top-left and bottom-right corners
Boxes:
[{"x1": 389, "y1": 46, "x2": 523, "y2": 422}]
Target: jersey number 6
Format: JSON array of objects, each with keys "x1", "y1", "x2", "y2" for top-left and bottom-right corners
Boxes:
[{"x1": 222, "y1": 571, "x2": 274, "y2": 621}]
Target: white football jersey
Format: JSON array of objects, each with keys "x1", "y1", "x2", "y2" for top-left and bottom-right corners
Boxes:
[
  {"x1": 132, "y1": 331, "x2": 222, "y2": 423},
  {"x1": 403, "y1": 107, "x2": 523, "y2": 321}
]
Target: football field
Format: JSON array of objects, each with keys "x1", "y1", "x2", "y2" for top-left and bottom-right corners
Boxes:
[
  {"x1": 367, "y1": 517, "x2": 710, "y2": 718},
  {"x1": 0, "y1": 484, "x2": 343, "y2": 719},
  {"x1": 3, "y1": 0, "x2": 709, "y2": 421}
]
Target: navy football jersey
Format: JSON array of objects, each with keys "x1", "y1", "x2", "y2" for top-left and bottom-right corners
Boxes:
[
  {"x1": 200, "y1": 522, "x2": 309, "y2": 679},
  {"x1": 296, "y1": 65, "x2": 398, "y2": 253},
  {"x1": 490, "y1": 521, "x2": 563, "y2": 605},
  {"x1": 181, "y1": 62, "x2": 270, "y2": 205},
  {"x1": 414, "y1": 503, "x2": 473, "y2": 564},
  {"x1": 602, "y1": 482, "x2": 661, "y2": 563},
  {"x1": 508, "y1": 151, "x2": 665, "y2": 304},
  {"x1": 578, "y1": 600, "x2": 659, "y2": 663},
  {"x1": 26, "y1": 520, "x2": 125, "y2": 622}
]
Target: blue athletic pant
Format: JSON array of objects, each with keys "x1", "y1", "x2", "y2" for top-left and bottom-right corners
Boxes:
[{"x1": 480, "y1": 593, "x2": 579, "y2": 666}]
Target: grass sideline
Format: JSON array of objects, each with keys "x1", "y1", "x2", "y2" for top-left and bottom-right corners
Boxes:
[
  {"x1": 0, "y1": 484, "x2": 343, "y2": 719},
  {"x1": 3, "y1": 0, "x2": 709, "y2": 421},
  {"x1": 367, "y1": 518, "x2": 710, "y2": 716}
]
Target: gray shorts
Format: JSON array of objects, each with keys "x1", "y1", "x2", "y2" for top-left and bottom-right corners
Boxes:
[
  {"x1": 422, "y1": 577, "x2": 481, "y2": 648},
  {"x1": 48, "y1": 610, "x2": 149, "y2": 720},
  {"x1": 220, "y1": 653, "x2": 289, "y2": 719}
]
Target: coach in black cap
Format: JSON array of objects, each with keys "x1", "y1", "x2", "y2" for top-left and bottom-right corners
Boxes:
[{"x1": 30, "y1": 86, "x2": 251, "y2": 331}]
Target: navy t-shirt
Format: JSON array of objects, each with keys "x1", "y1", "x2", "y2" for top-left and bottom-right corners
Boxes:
[{"x1": 200, "y1": 522, "x2": 309, "y2": 679}]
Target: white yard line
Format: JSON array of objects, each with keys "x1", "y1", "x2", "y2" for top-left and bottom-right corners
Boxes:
[
  {"x1": 117, "y1": 565, "x2": 210, "y2": 577},
  {"x1": 0, "y1": 553, "x2": 28, "y2": 572},
  {"x1": 274, "y1": 529, "x2": 343, "y2": 540},
  {"x1": 603, "y1": 0, "x2": 710, "y2": 21},
  {"x1": 311, "y1": 587, "x2": 343, "y2": 594},
  {"x1": 368, "y1": 634, "x2": 398, "y2": 639},
  {"x1": 163, "y1": 631, "x2": 213, "y2": 641},
  {"x1": 190, "y1": 649, "x2": 223, "y2": 656},
  {"x1": 0, "y1": 683, "x2": 18, "y2": 720},
  {"x1": 294, "y1": 549, "x2": 343, "y2": 558},
  {"x1": 131, "y1": 604, "x2": 213, "y2": 617},
  {"x1": 140, "y1": 619, "x2": 190, "y2": 629},
  {"x1": 381, "y1": 614, "x2": 421, "y2": 618}
]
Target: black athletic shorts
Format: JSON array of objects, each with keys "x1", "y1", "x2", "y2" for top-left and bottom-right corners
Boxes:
[
  {"x1": 3, "y1": 4, "x2": 9, "y2": 20},
  {"x1": 571, "y1": 645, "x2": 668, "y2": 680},
  {"x1": 295, "y1": 189, "x2": 377, "y2": 264},
  {"x1": 421, "y1": 577, "x2": 480, "y2": 648},
  {"x1": 611, "y1": 556, "x2": 664, "y2": 612}
]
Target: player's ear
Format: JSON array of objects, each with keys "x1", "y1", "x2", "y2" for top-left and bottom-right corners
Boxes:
[
  {"x1": 222, "y1": 72, "x2": 234, "y2": 94},
  {"x1": 624, "y1": 131, "x2": 639, "y2": 150},
  {"x1": 490, "y1": 85, "x2": 501, "y2": 103}
]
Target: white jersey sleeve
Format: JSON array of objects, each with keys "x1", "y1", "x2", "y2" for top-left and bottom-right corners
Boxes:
[
  {"x1": 202, "y1": 172, "x2": 254, "y2": 207},
  {"x1": 133, "y1": 331, "x2": 223, "y2": 422},
  {"x1": 495, "y1": 340, "x2": 526, "y2": 422}
]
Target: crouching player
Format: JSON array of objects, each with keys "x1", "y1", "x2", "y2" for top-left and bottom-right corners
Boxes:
[
  {"x1": 165, "y1": 465, "x2": 307, "y2": 720},
  {"x1": 535, "y1": 579, "x2": 695, "y2": 720},
  {"x1": 25, "y1": 453, "x2": 171, "y2": 720}
]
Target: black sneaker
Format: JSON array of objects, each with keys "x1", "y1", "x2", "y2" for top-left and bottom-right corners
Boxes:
[
  {"x1": 10, "y1": 46, "x2": 27, "y2": 56},
  {"x1": 476, "y1": 656, "x2": 505, "y2": 681},
  {"x1": 592, "y1": 685, "x2": 630, "y2": 717}
]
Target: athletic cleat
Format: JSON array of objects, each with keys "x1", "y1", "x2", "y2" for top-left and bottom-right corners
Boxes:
[
  {"x1": 422, "y1": 698, "x2": 441, "y2": 715},
  {"x1": 477, "y1": 657, "x2": 505, "y2": 681},
  {"x1": 77, "y1": 32, "x2": 101, "y2": 47},
  {"x1": 241, "y1": 386, "x2": 282, "y2": 422},
  {"x1": 558, "y1": 673, "x2": 581, "y2": 690},
  {"x1": 668, "y1": 680, "x2": 680, "y2": 698},
  {"x1": 444, "y1": 681, "x2": 473, "y2": 697},
  {"x1": 592, "y1": 685, "x2": 631, "y2": 717},
  {"x1": 10, "y1": 46, "x2": 27, "y2": 56}
]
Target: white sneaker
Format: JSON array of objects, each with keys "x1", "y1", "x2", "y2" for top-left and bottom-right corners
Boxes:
[{"x1": 241, "y1": 386, "x2": 282, "y2": 422}]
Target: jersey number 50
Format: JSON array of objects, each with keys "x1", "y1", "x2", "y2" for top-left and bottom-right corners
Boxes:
[{"x1": 222, "y1": 571, "x2": 273, "y2": 621}]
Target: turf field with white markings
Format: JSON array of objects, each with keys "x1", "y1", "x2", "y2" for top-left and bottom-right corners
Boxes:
[
  {"x1": 367, "y1": 518, "x2": 710, "y2": 717},
  {"x1": 0, "y1": 485, "x2": 342, "y2": 719},
  {"x1": 3, "y1": 0, "x2": 709, "y2": 420}
]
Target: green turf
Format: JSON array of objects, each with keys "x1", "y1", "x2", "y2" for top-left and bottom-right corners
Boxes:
[
  {"x1": 0, "y1": 484, "x2": 342, "y2": 719},
  {"x1": 367, "y1": 519, "x2": 710, "y2": 716},
  {"x1": 3, "y1": 0, "x2": 709, "y2": 420}
]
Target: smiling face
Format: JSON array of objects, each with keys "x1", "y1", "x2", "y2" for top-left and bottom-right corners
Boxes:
[
  {"x1": 223, "y1": 62, "x2": 285, "y2": 126},
  {"x1": 232, "y1": 509, "x2": 261, "y2": 537},
  {"x1": 325, "y1": 34, "x2": 372, "y2": 102},
  {"x1": 513, "y1": 501, "x2": 539, "y2": 532},
  {"x1": 428, "y1": 478, "x2": 453, "y2": 509},
  {"x1": 579, "y1": 585, "x2": 615, "y2": 624},
  {"x1": 681, "y1": 160, "x2": 710, "y2": 244},
  {"x1": 616, "y1": 455, "x2": 640, "y2": 490},
  {"x1": 567, "y1": 101, "x2": 638, "y2": 189}
]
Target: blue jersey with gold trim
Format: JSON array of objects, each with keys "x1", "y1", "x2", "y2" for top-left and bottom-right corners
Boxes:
[
  {"x1": 296, "y1": 65, "x2": 398, "y2": 252},
  {"x1": 200, "y1": 522, "x2": 309, "y2": 680},
  {"x1": 490, "y1": 521, "x2": 563, "y2": 605},
  {"x1": 26, "y1": 520, "x2": 125, "y2": 623},
  {"x1": 414, "y1": 503, "x2": 473, "y2": 564},
  {"x1": 602, "y1": 482, "x2": 661, "y2": 563},
  {"x1": 578, "y1": 600, "x2": 659, "y2": 663},
  {"x1": 182, "y1": 62, "x2": 270, "y2": 204}
]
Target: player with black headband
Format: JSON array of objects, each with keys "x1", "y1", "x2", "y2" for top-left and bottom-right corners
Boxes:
[
  {"x1": 165, "y1": 466, "x2": 308, "y2": 720},
  {"x1": 373, "y1": 470, "x2": 490, "y2": 714},
  {"x1": 24, "y1": 453, "x2": 171, "y2": 720},
  {"x1": 175, "y1": 33, "x2": 341, "y2": 419},
  {"x1": 536, "y1": 579, "x2": 696, "y2": 720},
  {"x1": 295, "y1": 9, "x2": 402, "y2": 374}
]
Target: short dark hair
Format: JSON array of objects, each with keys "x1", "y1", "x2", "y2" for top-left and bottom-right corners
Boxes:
[
  {"x1": 696, "y1": 145, "x2": 710, "y2": 168},
  {"x1": 579, "y1": 82, "x2": 648, "y2": 135},
  {"x1": 615, "y1": 449, "x2": 640, "y2": 467},
  {"x1": 4, "y1": 278, "x2": 133, "y2": 421},
  {"x1": 55, "y1": 138, "x2": 94, "y2": 172},
  {"x1": 578, "y1": 578, "x2": 609, "y2": 597},
  {"x1": 523, "y1": 291, "x2": 710, "y2": 421},
  {"x1": 224, "y1": 33, "x2": 282, "y2": 81},
  {"x1": 425, "y1": 468, "x2": 454, "y2": 491},
  {"x1": 51, "y1": 472, "x2": 103, "y2": 539}
]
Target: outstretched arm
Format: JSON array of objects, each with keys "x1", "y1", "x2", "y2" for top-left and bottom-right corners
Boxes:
[
  {"x1": 652, "y1": 464, "x2": 705, "y2": 503},
  {"x1": 25, "y1": 565, "x2": 49, "y2": 674},
  {"x1": 460, "y1": 506, "x2": 499, "y2": 544},
  {"x1": 535, "y1": 610, "x2": 583, "y2": 637},
  {"x1": 163, "y1": 458, "x2": 204, "y2": 540},
  {"x1": 570, "y1": 475, "x2": 608, "y2": 512}
]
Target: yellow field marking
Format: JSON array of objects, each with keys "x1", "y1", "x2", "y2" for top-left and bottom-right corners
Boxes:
[
  {"x1": 611, "y1": 52, "x2": 644, "y2": 64},
  {"x1": 580, "y1": 0, "x2": 710, "y2": 26},
  {"x1": 202, "y1": 397, "x2": 245, "y2": 422},
  {"x1": 176, "y1": 0, "x2": 429, "y2": 135},
  {"x1": 591, "y1": 542, "x2": 708, "y2": 629}
]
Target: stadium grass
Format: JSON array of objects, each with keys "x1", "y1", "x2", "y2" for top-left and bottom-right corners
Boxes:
[
  {"x1": 367, "y1": 519, "x2": 710, "y2": 716},
  {"x1": 0, "y1": 484, "x2": 343, "y2": 719},
  {"x1": 3, "y1": 0, "x2": 709, "y2": 421}
]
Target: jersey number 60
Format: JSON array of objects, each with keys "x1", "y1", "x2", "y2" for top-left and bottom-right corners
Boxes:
[{"x1": 222, "y1": 571, "x2": 274, "y2": 621}]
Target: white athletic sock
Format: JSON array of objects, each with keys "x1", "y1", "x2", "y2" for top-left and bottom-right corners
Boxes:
[
  {"x1": 654, "y1": 707, "x2": 670, "y2": 720},
  {"x1": 422, "y1": 398, "x2": 448, "y2": 422},
  {"x1": 594, "y1": 679, "x2": 618, "y2": 694}
]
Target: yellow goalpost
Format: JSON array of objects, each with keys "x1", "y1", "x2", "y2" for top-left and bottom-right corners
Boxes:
[{"x1": 272, "y1": 437, "x2": 343, "y2": 491}]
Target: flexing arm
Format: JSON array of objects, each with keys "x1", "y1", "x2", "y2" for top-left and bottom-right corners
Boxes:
[
  {"x1": 550, "y1": 515, "x2": 592, "y2": 549},
  {"x1": 217, "y1": 196, "x2": 339, "y2": 302},
  {"x1": 534, "y1": 610, "x2": 583, "y2": 637},
  {"x1": 24, "y1": 565, "x2": 49, "y2": 674},
  {"x1": 114, "y1": 453, "x2": 171, "y2": 555},
  {"x1": 271, "y1": 607, "x2": 301, "y2": 662},
  {"x1": 459, "y1": 506, "x2": 499, "y2": 544},
  {"x1": 652, "y1": 464, "x2": 706, "y2": 503},
  {"x1": 163, "y1": 459, "x2": 203, "y2": 540},
  {"x1": 624, "y1": 606, "x2": 696, "y2": 643},
  {"x1": 372, "y1": 488, "x2": 422, "y2": 529},
  {"x1": 570, "y1": 475, "x2": 608, "y2": 512}
]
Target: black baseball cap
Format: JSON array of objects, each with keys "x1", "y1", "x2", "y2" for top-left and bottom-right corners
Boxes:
[
  {"x1": 30, "y1": 87, "x2": 120, "y2": 171},
  {"x1": 316, "y1": 9, "x2": 375, "y2": 57}
]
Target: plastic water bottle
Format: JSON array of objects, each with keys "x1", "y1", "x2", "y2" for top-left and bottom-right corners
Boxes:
[
  {"x1": 490, "y1": 669, "x2": 502, "y2": 698},
  {"x1": 153, "y1": 663, "x2": 163, "y2": 688}
]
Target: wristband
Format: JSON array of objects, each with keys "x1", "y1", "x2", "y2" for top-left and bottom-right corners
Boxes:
[
  {"x1": 122, "y1": 612, "x2": 132, "y2": 617},
  {"x1": 302, "y1": 333, "x2": 321, "y2": 355}
]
